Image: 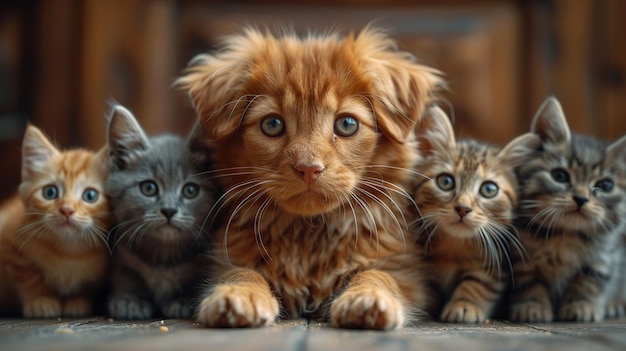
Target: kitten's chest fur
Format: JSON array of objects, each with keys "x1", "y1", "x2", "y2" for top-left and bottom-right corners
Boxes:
[
  {"x1": 521, "y1": 228, "x2": 621, "y2": 292},
  {"x1": 115, "y1": 245, "x2": 208, "y2": 294},
  {"x1": 16, "y1": 235, "x2": 109, "y2": 295}
]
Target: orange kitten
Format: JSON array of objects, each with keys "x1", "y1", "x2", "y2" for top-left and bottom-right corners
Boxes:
[
  {"x1": 177, "y1": 28, "x2": 443, "y2": 329},
  {"x1": 0, "y1": 125, "x2": 110, "y2": 318}
]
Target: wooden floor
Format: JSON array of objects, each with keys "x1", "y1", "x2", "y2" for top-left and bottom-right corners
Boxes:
[{"x1": 1, "y1": 317, "x2": 625, "y2": 351}]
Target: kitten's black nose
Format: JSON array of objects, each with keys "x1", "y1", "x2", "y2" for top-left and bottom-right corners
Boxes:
[
  {"x1": 295, "y1": 163, "x2": 325, "y2": 184},
  {"x1": 454, "y1": 205, "x2": 472, "y2": 217},
  {"x1": 573, "y1": 195, "x2": 589, "y2": 208},
  {"x1": 160, "y1": 208, "x2": 178, "y2": 219}
]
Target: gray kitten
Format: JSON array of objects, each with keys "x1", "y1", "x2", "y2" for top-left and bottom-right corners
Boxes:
[
  {"x1": 508, "y1": 97, "x2": 626, "y2": 322},
  {"x1": 106, "y1": 105, "x2": 217, "y2": 320}
]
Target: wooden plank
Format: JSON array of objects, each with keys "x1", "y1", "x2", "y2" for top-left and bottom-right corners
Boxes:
[
  {"x1": 594, "y1": 0, "x2": 626, "y2": 140},
  {"x1": 2, "y1": 318, "x2": 626, "y2": 351}
]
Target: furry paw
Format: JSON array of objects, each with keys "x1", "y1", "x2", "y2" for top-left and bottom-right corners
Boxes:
[
  {"x1": 330, "y1": 287, "x2": 404, "y2": 330},
  {"x1": 63, "y1": 297, "x2": 91, "y2": 317},
  {"x1": 558, "y1": 301, "x2": 604, "y2": 322},
  {"x1": 441, "y1": 300, "x2": 487, "y2": 323},
  {"x1": 196, "y1": 284, "x2": 279, "y2": 328},
  {"x1": 605, "y1": 302, "x2": 625, "y2": 319},
  {"x1": 108, "y1": 294, "x2": 154, "y2": 320},
  {"x1": 509, "y1": 301, "x2": 553, "y2": 322},
  {"x1": 162, "y1": 299, "x2": 193, "y2": 320},
  {"x1": 23, "y1": 296, "x2": 62, "y2": 318}
]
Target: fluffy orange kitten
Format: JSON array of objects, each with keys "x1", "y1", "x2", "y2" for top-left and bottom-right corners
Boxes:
[
  {"x1": 176, "y1": 28, "x2": 443, "y2": 329},
  {"x1": 0, "y1": 125, "x2": 110, "y2": 318}
]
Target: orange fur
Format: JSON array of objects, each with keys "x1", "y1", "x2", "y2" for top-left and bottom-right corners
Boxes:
[
  {"x1": 0, "y1": 125, "x2": 110, "y2": 318},
  {"x1": 177, "y1": 28, "x2": 443, "y2": 329}
]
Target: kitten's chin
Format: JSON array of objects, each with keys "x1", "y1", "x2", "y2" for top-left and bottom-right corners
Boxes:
[
  {"x1": 279, "y1": 191, "x2": 341, "y2": 216},
  {"x1": 442, "y1": 222, "x2": 478, "y2": 239}
]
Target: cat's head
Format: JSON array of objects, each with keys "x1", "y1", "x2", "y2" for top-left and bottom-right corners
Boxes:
[
  {"x1": 18, "y1": 124, "x2": 109, "y2": 244},
  {"x1": 175, "y1": 28, "x2": 443, "y2": 216},
  {"x1": 517, "y1": 97, "x2": 626, "y2": 234},
  {"x1": 413, "y1": 106, "x2": 537, "y2": 240},
  {"x1": 106, "y1": 105, "x2": 217, "y2": 249}
]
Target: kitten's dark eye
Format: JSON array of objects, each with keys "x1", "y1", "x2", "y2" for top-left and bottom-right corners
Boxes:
[
  {"x1": 82, "y1": 188, "x2": 99, "y2": 203},
  {"x1": 594, "y1": 179, "x2": 614, "y2": 193},
  {"x1": 551, "y1": 168, "x2": 570, "y2": 183},
  {"x1": 436, "y1": 174, "x2": 455, "y2": 191},
  {"x1": 261, "y1": 115, "x2": 285, "y2": 137},
  {"x1": 182, "y1": 183, "x2": 200, "y2": 199},
  {"x1": 140, "y1": 181, "x2": 158, "y2": 197},
  {"x1": 334, "y1": 116, "x2": 359, "y2": 137},
  {"x1": 42, "y1": 185, "x2": 59, "y2": 200},
  {"x1": 479, "y1": 181, "x2": 499, "y2": 198}
]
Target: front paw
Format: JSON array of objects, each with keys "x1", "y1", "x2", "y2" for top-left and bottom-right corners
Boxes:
[
  {"x1": 63, "y1": 297, "x2": 91, "y2": 317},
  {"x1": 23, "y1": 296, "x2": 62, "y2": 318},
  {"x1": 162, "y1": 299, "x2": 193, "y2": 319},
  {"x1": 108, "y1": 294, "x2": 154, "y2": 320},
  {"x1": 558, "y1": 300, "x2": 604, "y2": 322},
  {"x1": 509, "y1": 301, "x2": 553, "y2": 322},
  {"x1": 605, "y1": 301, "x2": 625, "y2": 319},
  {"x1": 330, "y1": 287, "x2": 404, "y2": 330},
  {"x1": 196, "y1": 284, "x2": 279, "y2": 328},
  {"x1": 441, "y1": 300, "x2": 487, "y2": 323}
]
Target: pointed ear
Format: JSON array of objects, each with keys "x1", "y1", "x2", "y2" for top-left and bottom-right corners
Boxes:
[
  {"x1": 531, "y1": 97, "x2": 571, "y2": 146},
  {"x1": 498, "y1": 132, "x2": 541, "y2": 168},
  {"x1": 186, "y1": 119, "x2": 213, "y2": 169},
  {"x1": 21, "y1": 124, "x2": 60, "y2": 179},
  {"x1": 606, "y1": 134, "x2": 626, "y2": 167},
  {"x1": 356, "y1": 28, "x2": 444, "y2": 143},
  {"x1": 416, "y1": 105, "x2": 456, "y2": 157},
  {"x1": 106, "y1": 104, "x2": 150, "y2": 170}
]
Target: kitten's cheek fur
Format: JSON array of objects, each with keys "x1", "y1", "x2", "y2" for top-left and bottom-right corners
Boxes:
[
  {"x1": 197, "y1": 284, "x2": 280, "y2": 328},
  {"x1": 330, "y1": 286, "x2": 405, "y2": 330}
]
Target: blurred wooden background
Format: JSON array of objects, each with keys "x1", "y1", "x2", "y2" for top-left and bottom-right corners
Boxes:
[{"x1": 1, "y1": 0, "x2": 625, "y2": 200}]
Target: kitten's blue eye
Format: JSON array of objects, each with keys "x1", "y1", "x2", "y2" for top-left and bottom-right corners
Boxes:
[
  {"x1": 182, "y1": 183, "x2": 200, "y2": 199},
  {"x1": 594, "y1": 179, "x2": 614, "y2": 193},
  {"x1": 334, "y1": 116, "x2": 359, "y2": 137},
  {"x1": 261, "y1": 115, "x2": 285, "y2": 137},
  {"x1": 479, "y1": 181, "x2": 499, "y2": 198},
  {"x1": 551, "y1": 168, "x2": 570, "y2": 183},
  {"x1": 82, "y1": 188, "x2": 99, "y2": 203},
  {"x1": 436, "y1": 174, "x2": 455, "y2": 191},
  {"x1": 140, "y1": 181, "x2": 158, "y2": 197},
  {"x1": 42, "y1": 185, "x2": 58, "y2": 200}
]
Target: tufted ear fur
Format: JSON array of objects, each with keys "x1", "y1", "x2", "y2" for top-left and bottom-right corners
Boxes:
[
  {"x1": 606, "y1": 134, "x2": 626, "y2": 170},
  {"x1": 174, "y1": 29, "x2": 269, "y2": 142},
  {"x1": 497, "y1": 132, "x2": 541, "y2": 168},
  {"x1": 106, "y1": 104, "x2": 151, "y2": 171},
  {"x1": 21, "y1": 124, "x2": 60, "y2": 179},
  {"x1": 531, "y1": 96, "x2": 571, "y2": 146},
  {"x1": 353, "y1": 29, "x2": 444, "y2": 143},
  {"x1": 186, "y1": 119, "x2": 214, "y2": 170},
  {"x1": 416, "y1": 105, "x2": 456, "y2": 157}
]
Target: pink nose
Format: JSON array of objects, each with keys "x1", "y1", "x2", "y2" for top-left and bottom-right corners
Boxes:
[
  {"x1": 295, "y1": 163, "x2": 325, "y2": 184},
  {"x1": 60, "y1": 207, "x2": 75, "y2": 218}
]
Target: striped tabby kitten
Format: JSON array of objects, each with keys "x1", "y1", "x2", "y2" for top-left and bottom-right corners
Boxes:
[
  {"x1": 0, "y1": 124, "x2": 110, "y2": 318},
  {"x1": 412, "y1": 106, "x2": 534, "y2": 323},
  {"x1": 106, "y1": 105, "x2": 216, "y2": 320},
  {"x1": 508, "y1": 97, "x2": 626, "y2": 322}
]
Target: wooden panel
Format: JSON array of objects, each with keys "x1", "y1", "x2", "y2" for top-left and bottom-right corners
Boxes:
[
  {"x1": 80, "y1": 0, "x2": 180, "y2": 150},
  {"x1": 594, "y1": 0, "x2": 626, "y2": 140},
  {"x1": 0, "y1": 5, "x2": 29, "y2": 200}
]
